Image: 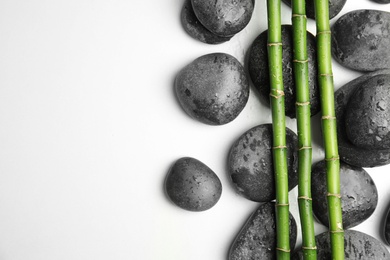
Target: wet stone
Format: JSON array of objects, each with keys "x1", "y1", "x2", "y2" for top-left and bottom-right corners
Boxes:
[
  {"x1": 311, "y1": 161, "x2": 378, "y2": 229},
  {"x1": 248, "y1": 25, "x2": 320, "y2": 118},
  {"x1": 282, "y1": 0, "x2": 346, "y2": 20},
  {"x1": 175, "y1": 52, "x2": 249, "y2": 125},
  {"x1": 191, "y1": 0, "x2": 254, "y2": 37},
  {"x1": 293, "y1": 230, "x2": 390, "y2": 259},
  {"x1": 228, "y1": 124, "x2": 298, "y2": 202},
  {"x1": 332, "y1": 9, "x2": 390, "y2": 72},
  {"x1": 229, "y1": 202, "x2": 297, "y2": 260},
  {"x1": 181, "y1": 0, "x2": 232, "y2": 44}
]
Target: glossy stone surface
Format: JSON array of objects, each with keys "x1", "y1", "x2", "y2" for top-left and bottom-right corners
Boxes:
[
  {"x1": 228, "y1": 124, "x2": 298, "y2": 202},
  {"x1": 282, "y1": 0, "x2": 346, "y2": 20},
  {"x1": 175, "y1": 52, "x2": 249, "y2": 125},
  {"x1": 311, "y1": 160, "x2": 378, "y2": 229},
  {"x1": 165, "y1": 157, "x2": 222, "y2": 212},
  {"x1": 229, "y1": 202, "x2": 297, "y2": 260},
  {"x1": 332, "y1": 9, "x2": 390, "y2": 72},
  {"x1": 248, "y1": 25, "x2": 320, "y2": 118}
]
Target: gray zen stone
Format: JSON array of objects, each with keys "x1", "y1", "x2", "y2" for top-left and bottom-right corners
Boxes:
[
  {"x1": 332, "y1": 9, "x2": 390, "y2": 72},
  {"x1": 293, "y1": 230, "x2": 390, "y2": 259},
  {"x1": 181, "y1": 0, "x2": 232, "y2": 44},
  {"x1": 165, "y1": 157, "x2": 222, "y2": 212},
  {"x1": 335, "y1": 69, "x2": 390, "y2": 167},
  {"x1": 282, "y1": 0, "x2": 346, "y2": 20},
  {"x1": 228, "y1": 124, "x2": 298, "y2": 202},
  {"x1": 248, "y1": 25, "x2": 320, "y2": 118},
  {"x1": 229, "y1": 202, "x2": 297, "y2": 260},
  {"x1": 191, "y1": 0, "x2": 254, "y2": 37},
  {"x1": 345, "y1": 74, "x2": 390, "y2": 150},
  {"x1": 311, "y1": 160, "x2": 378, "y2": 229},
  {"x1": 175, "y1": 52, "x2": 249, "y2": 125}
]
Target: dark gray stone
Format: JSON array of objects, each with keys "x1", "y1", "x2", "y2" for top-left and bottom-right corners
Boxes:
[
  {"x1": 248, "y1": 25, "x2": 320, "y2": 118},
  {"x1": 191, "y1": 0, "x2": 254, "y2": 37},
  {"x1": 311, "y1": 160, "x2": 378, "y2": 229},
  {"x1": 228, "y1": 124, "x2": 298, "y2": 202},
  {"x1": 335, "y1": 69, "x2": 390, "y2": 167},
  {"x1": 175, "y1": 52, "x2": 249, "y2": 125},
  {"x1": 229, "y1": 202, "x2": 297, "y2": 260},
  {"x1": 181, "y1": 0, "x2": 232, "y2": 44},
  {"x1": 165, "y1": 157, "x2": 222, "y2": 212},
  {"x1": 345, "y1": 74, "x2": 390, "y2": 150},
  {"x1": 332, "y1": 9, "x2": 390, "y2": 72},
  {"x1": 293, "y1": 230, "x2": 390, "y2": 259}
]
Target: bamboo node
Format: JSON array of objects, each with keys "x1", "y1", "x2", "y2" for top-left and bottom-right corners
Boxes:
[
  {"x1": 325, "y1": 156, "x2": 339, "y2": 161},
  {"x1": 269, "y1": 89, "x2": 285, "y2": 99},
  {"x1": 317, "y1": 30, "x2": 331, "y2": 35},
  {"x1": 302, "y1": 246, "x2": 317, "y2": 250},
  {"x1": 298, "y1": 196, "x2": 312, "y2": 201},
  {"x1": 330, "y1": 230, "x2": 344, "y2": 234},
  {"x1": 292, "y1": 14, "x2": 307, "y2": 19},
  {"x1": 276, "y1": 203, "x2": 289, "y2": 207},
  {"x1": 267, "y1": 42, "x2": 283, "y2": 46},
  {"x1": 327, "y1": 193, "x2": 342, "y2": 198},
  {"x1": 299, "y1": 146, "x2": 312, "y2": 151},
  {"x1": 293, "y1": 59, "x2": 309, "y2": 63},
  {"x1": 295, "y1": 101, "x2": 310, "y2": 106},
  {"x1": 276, "y1": 247, "x2": 291, "y2": 253},
  {"x1": 272, "y1": 145, "x2": 287, "y2": 150},
  {"x1": 319, "y1": 73, "x2": 333, "y2": 77},
  {"x1": 321, "y1": 115, "x2": 336, "y2": 120}
]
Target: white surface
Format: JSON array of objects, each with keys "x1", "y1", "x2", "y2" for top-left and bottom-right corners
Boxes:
[{"x1": 0, "y1": 0, "x2": 390, "y2": 259}]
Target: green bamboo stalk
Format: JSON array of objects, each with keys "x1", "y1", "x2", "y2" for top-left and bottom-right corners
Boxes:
[
  {"x1": 313, "y1": 0, "x2": 344, "y2": 259},
  {"x1": 292, "y1": 0, "x2": 317, "y2": 260},
  {"x1": 266, "y1": 0, "x2": 290, "y2": 259},
  {"x1": 291, "y1": 0, "x2": 317, "y2": 259}
]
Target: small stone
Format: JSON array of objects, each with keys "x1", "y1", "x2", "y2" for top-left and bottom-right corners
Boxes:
[{"x1": 165, "y1": 157, "x2": 222, "y2": 212}]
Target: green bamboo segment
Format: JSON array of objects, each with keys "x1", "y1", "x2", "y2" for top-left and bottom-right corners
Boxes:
[
  {"x1": 313, "y1": 0, "x2": 344, "y2": 259},
  {"x1": 266, "y1": 0, "x2": 290, "y2": 259},
  {"x1": 291, "y1": 0, "x2": 317, "y2": 259}
]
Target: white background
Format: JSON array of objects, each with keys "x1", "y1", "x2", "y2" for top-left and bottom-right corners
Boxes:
[{"x1": 0, "y1": 0, "x2": 390, "y2": 259}]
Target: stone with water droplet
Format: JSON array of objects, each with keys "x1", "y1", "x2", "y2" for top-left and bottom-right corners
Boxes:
[
  {"x1": 282, "y1": 0, "x2": 346, "y2": 20},
  {"x1": 293, "y1": 230, "x2": 390, "y2": 259},
  {"x1": 345, "y1": 74, "x2": 390, "y2": 150},
  {"x1": 332, "y1": 9, "x2": 390, "y2": 71},
  {"x1": 229, "y1": 202, "x2": 297, "y2": 260},
  {"x1": 175, "y1": 53, "x2": 249, "y2": 125},
  {"x1": 311, "y1": 160, "x2": 378, "y2": 229},
  {"x1": 247, "y1": 25, "x2": 320, "y2": 118},
  {"x1": 228, "y1": 124, "x2": 298, "y2": 202},
  {"x1": 165, "y1": 157, "x2": 222, "y2": 212},
  {"x1": 191, "y1": 0, "x2": 254, "y2": 37},
  {"x1": 181, "y1": 0, "x2": 232, "y2": 44}
]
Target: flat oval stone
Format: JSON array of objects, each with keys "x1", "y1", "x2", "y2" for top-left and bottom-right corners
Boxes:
[
  {"x1": 165, "y1": 157, "x2": 222, "y2": 212},
  {"x1": 335, "y1": 69, "x2": 390, "y2": 167},
  {"x1": 228, "y1": 124, "x2": 298, "y2": 202},
  {"x1": 282, "y1": 0, "x2": 346, "y2": 20},
  {"x1": 332, "y1": 9, "x2": 390, "y2": 72},
  {"x1": 345, "y1": 74, "x2": 390, "y2": 150},
  {"x1": 229, "y1": 202, "x2": 297, "y2": 260},
  {"x1": 311, "y1": 160, "x2": 378, "y2": 229},
  {"x1": 181, "y1": 0, "x2": 232, "y2": 44},
  {"x1": 175, "y1": 52, "x2": 249, "y2": 125},
  {"x1": 293, "y1": 230, "x2": 390, "y2": 259},
  {"x1": 248, "y1": 24, "x2": 320, "y2": 118},
  {"x1": 191, "y1": 0, "x2": 254, "y2": 37}
]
